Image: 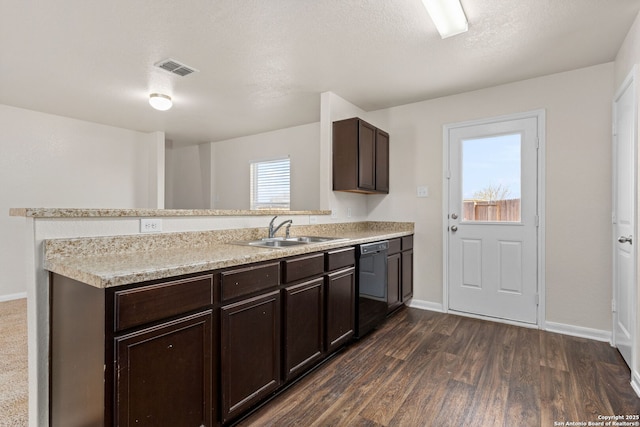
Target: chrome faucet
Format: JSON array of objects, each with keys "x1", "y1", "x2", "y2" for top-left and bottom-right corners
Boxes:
[{"x1": 268, "y1": 216, "x2": 293, "y2": 238}]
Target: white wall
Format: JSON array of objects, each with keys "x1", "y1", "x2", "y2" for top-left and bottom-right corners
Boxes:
[
  {"x1": 165, "y1": 143, "x2": 212, "y2": 209},
  {"x1": 0, "y1": 104, "x2": 162, "y2": 299},
  {"x1": 615, "y1": 11, "x2": 640, "y2": 89},
  {"x1": 166, "y1": 123, "x2": 321, "y2": 211},
  {"x1": 366, "y1": 63, "x2": 615, "y2": 332},
  {"x1": 211, "y1": 122, "x2": 321, "y2": 211}
]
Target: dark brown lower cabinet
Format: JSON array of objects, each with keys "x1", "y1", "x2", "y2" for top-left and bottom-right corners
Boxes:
[
  {"x1": 114, "y1": 310, "x2": 213, "y2": 427},
  {"x1": 52, "y1": 240, "x2": 404, "y2": 426},
  {"x1": 402, "y1": 249, "x2": 414, "y2": 301},
  {"x1": 325, "y1": 267, "x2": 355, "y2": 353},
  {"x1": 387, "y1": 252, "x2": 402, "y2": 312},
  {"x1": 220, "y1": 290, "x2": 281, "y2": 424},
  {"x1": 283, "y1": 278, "x2": 325, "y2": 381}
]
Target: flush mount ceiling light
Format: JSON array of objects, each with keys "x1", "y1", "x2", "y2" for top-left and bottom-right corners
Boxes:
[
  {"x1": 422, "y1": 0, "x2": 468, "y2": 39},
  {"x1": 149, "y1": 93, "x2": 172, "y2": 111}
]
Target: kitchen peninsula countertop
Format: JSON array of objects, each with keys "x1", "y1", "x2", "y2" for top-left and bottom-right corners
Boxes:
[
  {"x1": 44, "y1": 221, "x2": 414, "y2": 289},
  {"x1": 10, "y1": 207, "x2": 331, "y2": 218}
]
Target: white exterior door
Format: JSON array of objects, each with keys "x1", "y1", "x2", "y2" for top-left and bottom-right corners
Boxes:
[
  {"x1": 446, "y1": 114, "x2": 540, "y2": 324},
  {"x1": 613, "y1": 71, "x2": 637, "y2": 369}
]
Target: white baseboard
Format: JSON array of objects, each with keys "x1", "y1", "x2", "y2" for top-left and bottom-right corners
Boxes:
[
  {"x1": 0, "y1": 292, "x2": 27, "y2": 302},
  {"x1": 631, "y1": 371, "x2": 640, "y2": 398},
  {"x1": 407, "y1": 299, "x2": 444, "y2": 313},
  {"x1": 544, "y1": 321, "x2": 611, "y2": 343}
]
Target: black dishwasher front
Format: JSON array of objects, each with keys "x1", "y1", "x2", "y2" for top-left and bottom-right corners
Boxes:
[{"x1": 355, "y1": 240, "x2": 388, "y2": 338}]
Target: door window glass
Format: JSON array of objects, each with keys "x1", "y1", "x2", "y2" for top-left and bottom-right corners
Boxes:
[{"x1": 462, "y1": 134, "x2": 521, "y2": 222}]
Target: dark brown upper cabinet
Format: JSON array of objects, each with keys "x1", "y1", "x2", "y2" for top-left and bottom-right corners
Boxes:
[{"x1": 333, "y1": 117, "x2": 389, "y2": 194}]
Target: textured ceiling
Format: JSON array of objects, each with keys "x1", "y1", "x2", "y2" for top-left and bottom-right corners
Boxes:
[{"x1": 1, "y1": 0, "x2": 639, "y2": 146}]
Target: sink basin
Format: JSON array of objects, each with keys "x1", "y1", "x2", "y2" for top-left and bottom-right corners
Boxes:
[
  {"x1": 233, "y1": 236, "x2": 346, "y2": 249},
  {"x1": 280, "y1": 236, "x2": 341, "y2": 243},
  {"x1": 247, "y1": 239, "x2": 307, "y2": 248}
]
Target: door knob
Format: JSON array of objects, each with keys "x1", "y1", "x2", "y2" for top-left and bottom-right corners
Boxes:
[
  {"x1": 618, "y1": 235, "x2": 633, "y2": 244},
  {"x1": 450, "y1": 225, "x2": 458, "y2": 232}
]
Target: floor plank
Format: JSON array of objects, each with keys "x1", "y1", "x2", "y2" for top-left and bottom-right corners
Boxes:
[
  {"x1": 564, "y1": 335, "x2": 617, "y2": 420},
  {"x1": 540, "y1": 331, "x2": 569, "y2": 371},
  {"x1": 452, "y1": 319, "x2": 499, "y2": 386},
  {"x1": 505, "y1": 327, "x2": 541, "y2": 425},
  {"x1": 540, "y1": 365, "x2": 577, "y2": 425},
  {"x1": 237, "y1": 308, "x2": 640, "y2": 427},
  {"x1": 465, "y1": 323, "x2": 518, "y2": 426}
]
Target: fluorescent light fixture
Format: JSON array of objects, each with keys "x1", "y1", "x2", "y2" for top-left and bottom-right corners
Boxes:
[
  {"x1": 422, "y1": 0, "x2": 468, "y2": 39},
  {"x1": 149, "y1": 93, "x2": 172, "y2": 111}
]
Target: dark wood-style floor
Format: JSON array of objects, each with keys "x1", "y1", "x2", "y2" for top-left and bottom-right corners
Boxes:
[{"x1": 237, "y1": 307, "x2": 640, "y2": 427}]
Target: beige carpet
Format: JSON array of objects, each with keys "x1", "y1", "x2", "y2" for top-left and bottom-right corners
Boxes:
[{"x1": 0, "y1": 298, "x2": 28, "y2": 426}]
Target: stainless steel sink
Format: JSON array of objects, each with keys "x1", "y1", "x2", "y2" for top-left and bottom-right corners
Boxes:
[
  {"x1": 279, "y1": 236, "x2": 341, "y2": 243},
  {"x1": 247, "y1": 239, "x2": 307, "y2": 248},
  {"x1": 233, "y1": 236, "x2": 346, "y2": 249}
]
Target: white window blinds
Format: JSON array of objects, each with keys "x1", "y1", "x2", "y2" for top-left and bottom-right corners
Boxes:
[{"x1": 250, "y1": 157, "x2": 290, "y2": 210}]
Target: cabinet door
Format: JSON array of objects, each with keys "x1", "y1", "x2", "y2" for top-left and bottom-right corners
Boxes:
[
  {"x1": 221, "y1": 291, "x2": 281, "y2": 423},
  {"x1": 375, "y1": 129, "x2": 389, "y2": 193},
  {"x1": 402, "y1": 249, "x2": 414, "y2": 301},
  {"x1": 358, "y1": 120, "x2": 377, "y2": 190},
  {"x1": 325, "y1": 267, "x2": 355, "y2": 353},
  {"x1": 283, "y1": 278, "x2": 324, "y2": 381},
  {"x1": 387, "y1": 252, "x2": 402, "y2": 312},
  {"x1": 115, "y1": 311, "x2": 213, "y2": 427}
]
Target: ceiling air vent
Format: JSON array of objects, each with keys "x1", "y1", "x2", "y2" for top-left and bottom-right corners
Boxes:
[{"x1": 154, "y1": 58, "x2": 199, "y2": 77}]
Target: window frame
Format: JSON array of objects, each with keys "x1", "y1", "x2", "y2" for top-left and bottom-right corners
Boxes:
[{"x1": 250, "y1": 157, "x2": 291, "y2": 211}]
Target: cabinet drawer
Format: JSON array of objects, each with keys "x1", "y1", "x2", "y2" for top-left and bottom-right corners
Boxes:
[
  {"x1": 388, "y1": 238, "x2": 401, "y2": 255},
  {"x1": 325, "y1": 247, "x2": 355, "y2": 272},
  {"x1": 114, "y1": 274, "x2": 213, "y2": 332},
  {"x1": 283, "y1": 253, "x2": 324, "y2": 284},
  {"x1": 221, "y1": 262, "x2": 280, "y2": 301},
  {"x1": 402, "y1": 235, "x2": 414, "y2": 250}
]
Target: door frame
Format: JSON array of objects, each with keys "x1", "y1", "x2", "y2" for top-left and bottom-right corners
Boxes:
[
  {"x1": 612, "y1": 67, "x2": 638, "y2": 375},
  {"x1": 442, "y1": 109, "x2": 546, "y2": 328}
]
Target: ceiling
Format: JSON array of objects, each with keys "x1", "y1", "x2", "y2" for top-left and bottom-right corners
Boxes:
[{"x1": 1, "y1": 0, "x2": 639, "y2": 147}]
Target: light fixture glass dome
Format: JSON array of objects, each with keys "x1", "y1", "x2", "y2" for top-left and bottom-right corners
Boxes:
[{"x1": 149, "y1": 93, "x2": 172, "y2": 111}]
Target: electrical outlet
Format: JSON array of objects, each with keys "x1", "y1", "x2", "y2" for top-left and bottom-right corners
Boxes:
[
  {"x1": 309, "y1": 216, "x2": 318, "y2": 224},
  {"x1": 331, "y1": 209, "x2": 338, "y2": 219},
  {"x1": 417, "y1": 186, "x2": 429, "y2": 198},
  {"x1": 140, "y1": 218, "x2": 162, "y2": 233},
  {"x1": 347, "y1": 208, "x2": 352, "y2": 218}
]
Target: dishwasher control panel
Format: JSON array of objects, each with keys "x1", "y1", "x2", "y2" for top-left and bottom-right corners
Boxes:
[{"x1": 359, "y1": 240, "x2": 389, "y2": 255}]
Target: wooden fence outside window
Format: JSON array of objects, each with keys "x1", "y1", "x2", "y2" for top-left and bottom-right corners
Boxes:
[{"x1": 462, "y1": 199, "x2": 521, "y2": 222}]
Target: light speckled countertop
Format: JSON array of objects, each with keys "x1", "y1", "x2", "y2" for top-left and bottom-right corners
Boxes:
[
  {"x1": 10, "y1": 207, "x2": 330, "y2": 218},
  {"x1": 44, "y1": 222, "x2": 414, "y2": 288}
]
